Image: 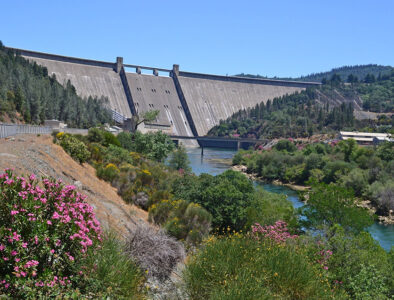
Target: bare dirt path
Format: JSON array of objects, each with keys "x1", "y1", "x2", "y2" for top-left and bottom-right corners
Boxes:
[{"x1": 0, "y1": 134, "x2": 149, "y2": 237}]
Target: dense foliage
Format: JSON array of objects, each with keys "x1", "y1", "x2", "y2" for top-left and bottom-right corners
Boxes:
[
  {"x1": 233, "y1": 139, "x2": 394, "y2": 217},
  {"x1": 117, "y1": 131, "x2": 175, "y2": 162},
  {"x1": 0, "y1": 42, "x2": 111, "y2": 127},
  {"x1": 184, "y1": 224, "x2": 346, "y2": 300},
  {"x1": 52, "y1": 129, "x2": 393, "y2": 298},
  {"x1": 171, "y1": 170, "x2": 298, "y2": 233}
]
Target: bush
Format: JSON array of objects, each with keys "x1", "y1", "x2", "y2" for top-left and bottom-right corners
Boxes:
[
  {"x1": 184, "y1": 233, "x2": 341, "y2": 300},
  {"x1": 0, "y1": 170, "x2": 102, "y2": 297},
  {"x1": 130, "y1": 131, "x2": 175, "y2": 162},
  {"x1": 96, "y1": 163, "x2": 120, "y2": 183},
  {"x1": 125, "y1": 224, "x2": 185, "y2": 281},
  {"x1": 299, "y1": 183, "x2": 374, "y2": 233},
  {"x1": 168, "y1": 144, "x2": 191, "y2": 172},
  {"x1": 102, "y1": 131, "x2": 121, "y2": 147},
  {"x1": 87, "y1": 127, "x2": 105, "y2": 144},
  {"x1": 149, "y1": 199, "x2": 212, "y2": 245},
  {"x1": 171, "y1": 170, "x2": 254, "y2": 232},
  {"x1": 81, "y1": 232, "x2": 146, "y2": 298},
  {"x1": 57, "y1": 133, "x2": 90, "y2": 164},
  {"x1": 117, "y1": 131, "x2": 134, "y2": 150},
  {"x1": 244, "y1": 189, "x2": 298, "y2": 231},
  {"x1": 274, "y1": 139, "x2": 297, "y2": 152}
]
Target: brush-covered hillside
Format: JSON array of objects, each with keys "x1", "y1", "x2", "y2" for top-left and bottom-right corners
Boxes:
[
  {"x1": 208, "y1": 72, "x2": 394, "y2": 139},
  {"x1": 0, "y1": 41, "x2": 111, "y2": 127}
]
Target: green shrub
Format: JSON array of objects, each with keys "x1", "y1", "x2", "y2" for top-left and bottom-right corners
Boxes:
[
  {"x1": 274, "y1": 139, "x2": 297, "y2": 152},
  {"x1": 244, "y1": 188, "x2": 298, "y2": 231},
  {"x1": 184, "y1": 234, "x2": 342, "y2": 300},
  {"x1": 168, "y1": 144, "x2": 191, "y2": 172},
  {"x1": 172, "y1": 170, "x2": 254, "y2": 232},
  {"x1": 149, "y1": 200, "x2": 212, "y2": 245},
  {"x1": 58, "y1": 133, "x2": 90, "y2": 164},
  {"x1": 103, "y1": 131, "x2": 121, "y2": 147},
  {"x1": 96, "y1": 163, "x2": 120, "y2": 183},
  {"x1": 117, "y1": 131, "x2": 134, "y2": 150},
  {"x1": 81, "y1": 232, "x2": 146, "y2": 299},
  {"x1": 299, "y1": 183, "x2": 373, "y2": 233},
  {"x1": 87, "y1": 127, "x2": 105, "y2": 144}
]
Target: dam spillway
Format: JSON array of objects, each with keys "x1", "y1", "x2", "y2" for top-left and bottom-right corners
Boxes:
[{"x1": 8, "y1": 47, "x2": 320, "y2": 137}]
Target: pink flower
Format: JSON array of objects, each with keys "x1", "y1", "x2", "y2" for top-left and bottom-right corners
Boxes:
[
  {"x1": 11, "y1": 251, "x2": 18, "y2": 256},
  {"x1": 22, "y1": 242, "x2": 28, "y2": 248},
  {"x1": 52, "y1": 212, "x2": 61, "y2": 219},
  {"x1": 50, "y1": 249, "x2": 55, "y2": 254},
  {"x1": 10, "y1": 210, "x2": 19, "y2": 216},
  {"x1": 47, "y1": 220, "x2": 52, "y2": 225},
  {"x1": 0, "y1": 245, "x2": 4, "y2": 251}
]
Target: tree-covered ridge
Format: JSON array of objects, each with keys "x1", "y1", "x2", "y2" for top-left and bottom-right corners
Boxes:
[
  {"x1": 0, "y1": 42, "x2": 112, "y2": 128},
  {"x1": 208, "y1": 73, "x2": 394, "y2": 139},
  {"x1": 236, "y1": 64, "x2": 393, "y2": 83},
  {"x1": 208, "y1": 88, "x2": 355, "y2": 139}
]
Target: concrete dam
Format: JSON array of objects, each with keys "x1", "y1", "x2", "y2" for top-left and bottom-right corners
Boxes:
[{"x1": 9, "y1": 47, "x2": 320, "y2": 138}]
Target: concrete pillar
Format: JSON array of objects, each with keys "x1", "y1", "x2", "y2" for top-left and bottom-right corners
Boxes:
[
  {"x1": 115, "y1": 57, "x2": 123, "y2": 73},
  {"x1": 153, "y1": 69, "x2": 159, "y2": 76},
  {"x1": 136, "y1": 67, "x2": 142, "y2": 74},
  {"x1": 173, "y1": 64, "x2": 179, "y2": 76}
]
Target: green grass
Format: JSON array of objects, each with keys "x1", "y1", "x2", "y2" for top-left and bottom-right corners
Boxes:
[
  {"x1": 81, "y1": 232, "x2": 146, "y2": 299},
  {"x1": 184, "y1": 235, "x2": 347, "y2": 300}
]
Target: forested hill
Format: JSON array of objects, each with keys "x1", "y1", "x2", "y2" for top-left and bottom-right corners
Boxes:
[
  {"x1": 208, "y1": 72, "x2": 394, "y2": 139},
  {"x1": 0, "y1": 42, "x2": 111, "y2": 128},
  {"x1": 237, "y1": 64, "x2": 394, "y2": 83}
]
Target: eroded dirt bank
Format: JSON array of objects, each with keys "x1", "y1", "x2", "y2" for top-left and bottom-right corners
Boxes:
[{"x1": 0, "y1": 134, "x2": 149, "y2": 237}]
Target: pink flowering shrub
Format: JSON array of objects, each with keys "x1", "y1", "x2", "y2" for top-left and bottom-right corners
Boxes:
[
  {"x1": 0, "y1": 169, "x2": 101, "y2": 296},
  {"x1": 251, "y1": 220, "x2": 298, "y2": 244}
]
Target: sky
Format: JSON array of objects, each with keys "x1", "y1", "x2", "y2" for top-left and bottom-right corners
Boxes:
[{"x1": 1, "y1": 0, "x2": 393, "y2": 78}]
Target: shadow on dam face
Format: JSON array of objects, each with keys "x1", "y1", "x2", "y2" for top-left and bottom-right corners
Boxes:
[{"x1": 10, "y1": 47, "x2": 319, "y2": 137}]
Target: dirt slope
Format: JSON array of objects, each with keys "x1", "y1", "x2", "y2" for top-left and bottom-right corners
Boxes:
[{"x1": 0, "y1": 134, "x2": 148, "y2": 238}]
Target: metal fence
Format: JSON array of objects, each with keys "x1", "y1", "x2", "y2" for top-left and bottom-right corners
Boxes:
[
  {"x1": 0, "y1": 124, "x2": 119, "y2": 139},
  {"x1": 0, "y1": 124, "x2": 52, "y2": 139}
]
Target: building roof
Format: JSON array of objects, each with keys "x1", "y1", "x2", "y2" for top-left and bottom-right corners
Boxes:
[{"x1": 340, "y1": 131, "x2": 391, "y2": 138}]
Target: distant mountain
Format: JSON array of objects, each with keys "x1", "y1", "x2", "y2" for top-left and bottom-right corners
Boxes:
[{"x1": 236, "y1": 64, "x2": 394, "y2": 83}]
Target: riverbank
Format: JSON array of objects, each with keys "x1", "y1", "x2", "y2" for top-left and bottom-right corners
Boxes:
[
  {"x1": 231, "y1": 165, "x2": 309, "y2": 191},
  {"x1": 231, "y1": 164, "x2": 394, "y2": 225}
]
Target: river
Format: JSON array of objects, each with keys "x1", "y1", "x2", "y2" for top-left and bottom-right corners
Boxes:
[{"x1": 186, "y1": 147, "x2": 394, "y2": 251}]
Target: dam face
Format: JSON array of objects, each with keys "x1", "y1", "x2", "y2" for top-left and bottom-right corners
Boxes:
[
  {"x1": 8, "y1": 47, "x2": 320, "y2": 137},
  {"x1": 125, "y1": 72, "x2": 193, "y2": 137},
  {"x1": 176, "y1": 72, "x2": 307, "y2": 136}
]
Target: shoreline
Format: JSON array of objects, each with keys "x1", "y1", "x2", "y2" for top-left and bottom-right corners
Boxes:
[{"x1": 231, "y1": 164, "x2": 394, "y2": 225}]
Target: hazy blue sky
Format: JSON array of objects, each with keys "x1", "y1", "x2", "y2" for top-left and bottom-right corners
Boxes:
[{"x1": 1, "y1": 0, "x2": 393, "y2": 77}]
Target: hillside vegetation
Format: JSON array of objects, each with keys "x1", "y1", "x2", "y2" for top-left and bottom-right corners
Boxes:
[
  {"x1": 0, "y1": 41, "x2": 111, "y2": 127},
  {"x1": 237, "y1": 64, "x2": 393, "y2": 83},
  {"x1": 1, "y1": 129, "x2": 393, "y2": 298},
  {"x1": 208, "y1": 72, "x2": 394, "y2": 139}
]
